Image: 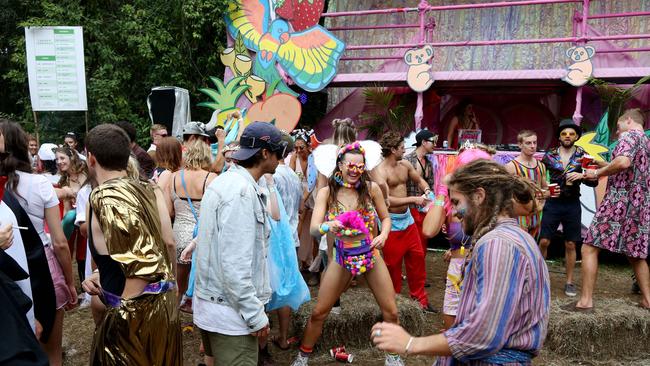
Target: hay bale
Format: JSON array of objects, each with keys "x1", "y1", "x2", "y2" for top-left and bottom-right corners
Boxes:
[
  {"x1": 292, "y1": 287, "x2": 426, "y2": 351},
  {"x1": 546, "y1": 299, "x2": 650, "y2": 360}
]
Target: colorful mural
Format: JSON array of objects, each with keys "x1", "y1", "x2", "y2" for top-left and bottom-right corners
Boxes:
[{"x1": 225, "y1": 0, "x2": 345, "y2": 95}]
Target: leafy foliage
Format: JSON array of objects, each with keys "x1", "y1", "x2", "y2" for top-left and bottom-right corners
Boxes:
[
  {"x1": 589, "y1": 75, "x2": 650, "y2": 143},
  {"x1": 359, "y1": 86, "x2": 415, "y2": 139},
  {"x1": 0, "y1": 0, "x2": 229, "y2": 147}
]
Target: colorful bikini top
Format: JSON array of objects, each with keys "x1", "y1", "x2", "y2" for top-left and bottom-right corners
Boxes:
[
  {"x1": 327, "y1": 200, "x2": 377, "y2": 276},
  {"x1": 326, "y1": 200, "x2": 376, "y2": 239}
]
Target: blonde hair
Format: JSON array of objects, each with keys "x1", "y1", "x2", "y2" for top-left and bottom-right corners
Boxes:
[
  {"x1": 619, "y1": 108, "x2": 645, "y2": 126},
  {"x1": 126, "y1": 156, "x2": 140, "y2": 180},
  {"x1": 517, "y1": 130, "x2": 537, "y2": 144},
  {"x1": 184, "y1": 139, "x2": 212, "y2": 170},
  {"x1": 332, "y1": 118, "x2": 357, "y2": 146}
]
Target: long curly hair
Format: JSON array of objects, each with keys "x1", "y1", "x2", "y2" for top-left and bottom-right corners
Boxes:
[
  {"x1": 327, "y1": 144, "x2": 372, "y2": 211},
  {"x1": 447, "y1": 160, "x2": 540, "y2": 244},
  {"x1": 54, "y1": 146, "x2": 88, "y2": 187}
]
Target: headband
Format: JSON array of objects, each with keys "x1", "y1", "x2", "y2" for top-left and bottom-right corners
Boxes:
[{"x1": 337, "y1": 141, "x2": 366, "y2": 161}]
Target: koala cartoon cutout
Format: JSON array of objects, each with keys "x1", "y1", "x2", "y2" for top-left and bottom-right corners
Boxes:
[
  {"x1": 405, "y1": 45, "x2": 434, "y2": 92},
  {"x1": 562, "y1": 45, "x2": 595, "y2": 87}
]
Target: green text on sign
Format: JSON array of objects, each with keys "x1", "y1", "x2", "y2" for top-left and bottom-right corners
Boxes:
[
  {"x1": 54, "y1": 29, "x2": 74, "y2": 35},
  {"x1": 35, "y1": 56, "x2": 56, "y2": 61}
]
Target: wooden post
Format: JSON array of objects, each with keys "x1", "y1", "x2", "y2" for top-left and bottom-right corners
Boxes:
[
  {"x1": 32, "y1": 110, "x2": 40, "y2": 145},
  {"x1": 85, "y1": 110, "x2": 89, "y2": 134}
]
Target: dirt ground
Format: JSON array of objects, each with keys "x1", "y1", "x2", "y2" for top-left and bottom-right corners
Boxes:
[{"x1": 61, "y1": 251, "x2": 648, "y2": 366}]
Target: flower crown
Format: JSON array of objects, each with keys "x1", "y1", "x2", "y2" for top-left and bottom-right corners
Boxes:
[{"x1": 337, "y1": 141, "x2": 365, "y2": 161}]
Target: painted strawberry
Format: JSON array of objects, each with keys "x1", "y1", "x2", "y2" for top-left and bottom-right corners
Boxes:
[
  {"x1": 274, "y1": 0, "x2": 294, "y2": 21},
  {"x1": 275, "y1": 0, "x2": 325, "y2": 32}
]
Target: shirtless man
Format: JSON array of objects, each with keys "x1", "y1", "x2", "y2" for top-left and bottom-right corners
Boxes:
[{"x1": 374, "y1": 132, "x2": 435, "y2": 313}]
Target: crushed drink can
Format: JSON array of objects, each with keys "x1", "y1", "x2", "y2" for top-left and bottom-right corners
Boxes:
[
  {"x1": 335, "y1": 351, "x2": 354, "y2": 363},
  {"x1": 329, "y1": 346, "x2": 346, "y2": 358}
]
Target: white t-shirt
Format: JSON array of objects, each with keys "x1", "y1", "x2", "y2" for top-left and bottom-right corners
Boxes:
[
  {"x1": 192, "y1": 296, "x2": 250, "y2": 335},
  {"x1": 148, "y1": 144, "x2": 156, "y2": 152},
  {"x1": 74, "y1": 184, "x2": 93, "y2": 281},
  {"x1": 0, "y1": 202, "x2": 35, "y2": 331},
  {"x1": 15, "y1": 171, "x2": 60, "y2": 247}
]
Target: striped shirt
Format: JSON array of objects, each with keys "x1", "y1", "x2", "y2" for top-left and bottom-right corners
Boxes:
[{"x1": 436, "y1": 218, "x2": 550, "y2": 366}]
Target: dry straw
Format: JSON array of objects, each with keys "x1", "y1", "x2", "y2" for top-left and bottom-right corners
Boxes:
[
  {"x1": 546, "y1": 299, "x2": 650, "y2": 360},
  {"x1": 291, "y1": 287, "x2": 426, "y2": 352}
]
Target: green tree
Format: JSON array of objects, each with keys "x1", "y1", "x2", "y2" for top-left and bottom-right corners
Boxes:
[{"x1": 0, "y1": 0, "x2": 228, "y2": 147}]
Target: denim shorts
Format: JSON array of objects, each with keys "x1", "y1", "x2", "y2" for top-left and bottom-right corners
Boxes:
[{"x1": 540, "y1": 199, "x2": 582, "y2": 242}]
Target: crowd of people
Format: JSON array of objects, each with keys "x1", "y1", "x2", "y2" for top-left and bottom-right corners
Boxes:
[{"x1": 0, "y1": 107, "x2": 648, "y2": 366}]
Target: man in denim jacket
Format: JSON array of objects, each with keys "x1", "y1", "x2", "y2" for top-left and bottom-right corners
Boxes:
[{"x1": 194, "y1": 122, "x2": 286, "y2": 365}]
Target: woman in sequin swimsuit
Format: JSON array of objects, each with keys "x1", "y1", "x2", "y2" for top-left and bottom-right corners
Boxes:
[{"x1": 291, "y1": 142, "x2": 402, "y2": 366}]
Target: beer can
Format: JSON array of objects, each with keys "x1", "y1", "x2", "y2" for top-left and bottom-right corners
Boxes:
[
  {"x1": 329, "y1": 346, "x2": 346, "y2": 358},
  {"x1": 335, "y1": 351, "x2": 354, "y2": 363},
  {"x1": 442, "y1": 140, "x2": 449, "y2": 149}
]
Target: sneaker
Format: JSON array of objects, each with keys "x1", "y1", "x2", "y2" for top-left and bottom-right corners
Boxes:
[
  {"x1": 330, "y1": 306, "x2": 341, "y2": 315},
  {"x1": 385, "y1": 353, "x2": 404, "y2": 366},
  {"x1": 422, "y1": 303, "x2": 439, "y2": 314},
  {"x1": 564, "y1": 283, "x2": 577, "y2": 297},
  {"x1": 291, "y1": 353, "x2": 309, "y2": 366}
]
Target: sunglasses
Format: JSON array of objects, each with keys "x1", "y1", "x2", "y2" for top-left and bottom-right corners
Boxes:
[
  {"x1": 560, "y1": 131, "x2": 576, "y2": 137},
  {"x1": 343, "y1": 162, "x2": 366, "y2": 174},
  {"x1": 294, "y1": 146, "x2": 306, "y2": 151},
  {"x1": 155, "y1": 133, "x2": 168, "y2": 137}
]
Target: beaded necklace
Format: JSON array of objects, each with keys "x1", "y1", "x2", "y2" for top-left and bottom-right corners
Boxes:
[{"x1": 333, "y1": 171, "x2": 360, "y2": 189}]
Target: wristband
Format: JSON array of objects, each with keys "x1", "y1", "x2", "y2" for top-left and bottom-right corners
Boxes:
[
  {"x1": 319, "y1": 223, "x2": 330, "y2": 235},
  {"x1": 405, "y1": 336, "x2": 414, "y2": 355}
]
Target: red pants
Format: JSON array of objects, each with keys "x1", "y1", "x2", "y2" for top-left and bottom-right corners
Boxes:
[
  {"x1": 382, "y1": 223, "x2": 429, "y2": 307},
  {"x1": 410, "y1": 207, "x2": 428, "y2": 254}
]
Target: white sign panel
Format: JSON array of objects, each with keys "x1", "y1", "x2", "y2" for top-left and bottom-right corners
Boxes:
[{"x1": 25, "y1": 26, "x2": 88, "y2": 111}]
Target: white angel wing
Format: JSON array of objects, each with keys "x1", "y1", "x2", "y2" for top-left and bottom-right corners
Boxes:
[
  {"x1": 404, "y1": 130, "x2": 418, "y2": 155},
  {"x1": 312, "y1": 144, "x2": 339, "y2": 177},
  {"x1": 359, "y1": 140, "x2": 383, "y2": 171}
]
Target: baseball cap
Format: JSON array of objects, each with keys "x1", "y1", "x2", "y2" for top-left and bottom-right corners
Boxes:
[
  {"x1": 182, "y1": 121, "x2": 210, "y2": 138},
  {"x1": 38, "y1": 143, "x2": 58, "y2": 161},
  {"x1": 232, "y1": 122, "x2": 285, "y2": 161},
  {"x1": 413, "y1": 129, "x2": 438, "y2": 146}
]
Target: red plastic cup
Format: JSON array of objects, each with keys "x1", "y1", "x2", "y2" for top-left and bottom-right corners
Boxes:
[
  {"x1": 329, "y1": 346, "x2": 346, "y2": 358},
  {"x1": 548, "y1": 183, "x2": 559, "y2": 197},
  {"x1": 335, "y1": 351, "x2": 354, "y2": 363},
  {"x1": 581, "y1": 155, "x2": 594, "y2": 168}
]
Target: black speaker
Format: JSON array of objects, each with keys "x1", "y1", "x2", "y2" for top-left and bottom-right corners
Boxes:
[
  {"x1": 148, "y1": 89, "x2": 175, "y2": 132},
  {"x1": 147, "y1": 87, "x2": 191, "y2": 138}
]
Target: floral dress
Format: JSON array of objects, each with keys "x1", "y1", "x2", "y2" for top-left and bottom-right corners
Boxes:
[{"x1": 585, "y1": 130, "x2": 650, "y2": 259}]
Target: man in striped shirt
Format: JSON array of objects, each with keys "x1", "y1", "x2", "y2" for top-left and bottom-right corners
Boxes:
[{"x1": 371, "y1": 160, "x2": 551, "y2": 365}]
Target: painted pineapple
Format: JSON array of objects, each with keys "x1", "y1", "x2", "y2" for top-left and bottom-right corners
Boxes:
[{"x1": 198, "y1": 76, "x2": 250, "y2": 127}]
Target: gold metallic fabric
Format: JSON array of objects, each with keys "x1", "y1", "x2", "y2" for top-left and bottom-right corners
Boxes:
[
  {"x1": 90, "y1": 178, "x2": 181, "y2": 365},
  {"x1": 91, "y1": 291, "x2": 182, "y2": 365},
  {"x1": 90, "y1": 177, "x2": 174, "y2": 282}
]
